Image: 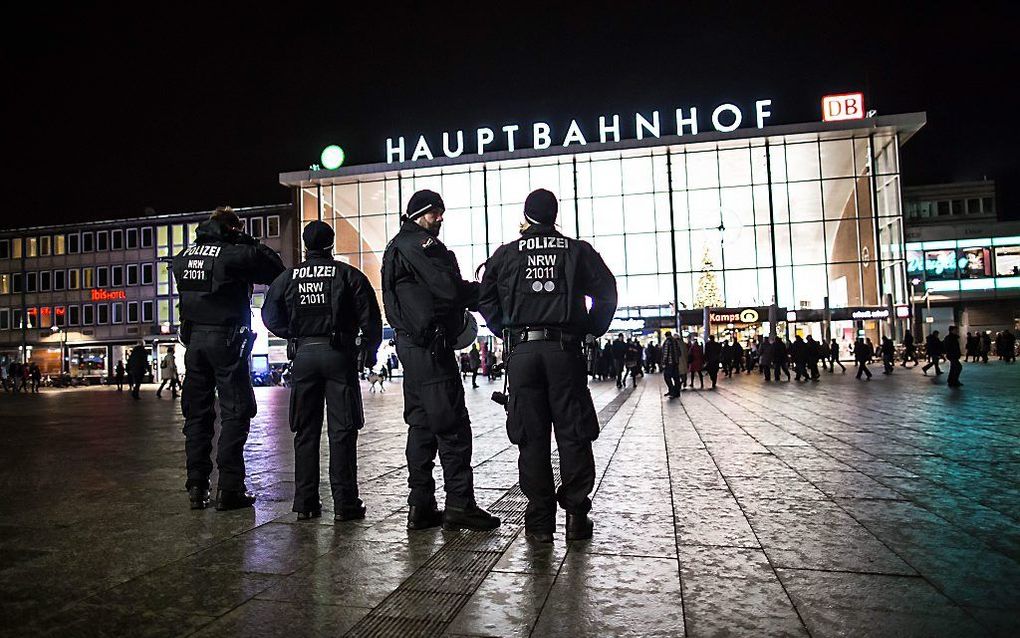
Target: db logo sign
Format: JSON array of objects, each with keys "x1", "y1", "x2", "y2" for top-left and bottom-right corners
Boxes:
[{"x1": 822, "y1": 93, "x2": 865, "y2": 122}]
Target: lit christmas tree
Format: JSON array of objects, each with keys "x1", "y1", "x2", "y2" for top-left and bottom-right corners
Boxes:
[{"x1": 694, "y1": 247, "x2": 724, "y2": 308}]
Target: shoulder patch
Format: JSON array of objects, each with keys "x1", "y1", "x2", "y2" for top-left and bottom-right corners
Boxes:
[{"x1": 421, "y1": 237, "x2": 436, "y2": 249}]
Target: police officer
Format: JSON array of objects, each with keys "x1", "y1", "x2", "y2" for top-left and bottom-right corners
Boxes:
[
  {"x1": 172, "y1": 207, "x2": 285, "y2": 511},
  {"x1": 261, "y1": 221, "x2": 382, "y2": 521},
  {"x1": 479, "y1": 189, "x2": 617, "y2": 543},
  {"x1": 382, "y1": 190, "x2": 500, "y2": 532}
]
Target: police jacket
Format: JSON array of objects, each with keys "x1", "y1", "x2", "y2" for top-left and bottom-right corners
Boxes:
[
  {"x1": 261, "y1": 250, "x2": 383, "y2": 351},
  {"x1": 172, "y1": 220, "x2": 285, "y2": 326},
  {"x1": 478, "y1": 224, "x2": 617, "y2": 338},
  {"x1": 381, "y1": 221, "x2": 479, "y2": 345}
]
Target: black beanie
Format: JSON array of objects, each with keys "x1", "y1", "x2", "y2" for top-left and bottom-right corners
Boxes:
[
  {"x1": 302, "y1": 220, "x2": 335, "y2": 250},
  {"x1": 404, "y1": 189, "x2": 445, "y2": 221},
  {"x1": 524, "y1": 189, "x2": 558, "y2": 225}
]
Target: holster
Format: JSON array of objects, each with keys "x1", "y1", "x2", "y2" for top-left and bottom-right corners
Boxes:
[
  {"x1": 179, "y1": 320, "x2": 192, "y2": 346},
  {"x1": 287, "y1": 338, "x2": 297, "y2": 360}
]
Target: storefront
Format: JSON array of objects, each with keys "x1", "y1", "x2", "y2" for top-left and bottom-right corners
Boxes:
[{"x1": 281, "y1": 101, "x2": 923, "y2": 346}]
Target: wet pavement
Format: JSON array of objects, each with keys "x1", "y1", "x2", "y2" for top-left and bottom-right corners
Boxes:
[{"x1": 1, "y1": 361, "x2": 1018, "y2": 637}]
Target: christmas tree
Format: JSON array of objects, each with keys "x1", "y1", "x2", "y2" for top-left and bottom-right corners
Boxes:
[{"x1": 694, "y1": 247, "x2": 724, "y2": 308}]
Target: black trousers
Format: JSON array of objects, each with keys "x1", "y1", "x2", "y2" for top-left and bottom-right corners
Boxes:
[
  {"x1": 855, "y1": 361, "x2": 872, "y2": 379},
  {"x1": 807, "y1": 360, "x2": 820, "y2": 379},
  {"x1": 773, "y1": 361, "x2": 790, "y2": 380},
  {"x1": 181, "y1": 327, "x2": 257, "y2": 492},
  {"x1": 158, "y1": 373, "x2": 180, "y2": 396},
  {"x1": 922, "y1": 356, "x2": 942, "y2": 374},
  {"x1": 396, "y1": 338, "x2": 475, "y2": 510},
  {"x1": 947, "y1": 357, "x2": 963, "y2": 385},
  {"x1": 507, "y1": 340, "x2": 598, "y2": 534},
  {"x1": 830, "y1": 355, "x2": 846, "y2": 371},
  {"x1": 662, "y1": 364, "x2": 679, "y2": 395},
  {"x1": 289, "y1": 341, "x2": 363, "y2": 513},
  {"x1": 794, "y1": 361, "x2": 808, "y2": 380},
  {"x1": 705, "y1": 363, "x2": 719, "y2": 387}
]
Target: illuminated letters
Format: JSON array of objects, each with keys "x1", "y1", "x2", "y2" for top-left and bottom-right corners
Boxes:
[
  {"x1": 562, "y1": 119, "x2": 587, "y2": 146},
  {"x1": 442, "y1": 131, "x2": 464, "y2": 158},
  {"x1": 598, "y1": 114, "x2": 620, "y2": 143},
  {"x1": 411, "y1": 135, "x2": 434, "y2": 161},
  {"x1": 675, "y1": 107, "x2": 699, "y2": 135},
  {"x1": 386, "y1": 137, "x2": 405, "y2": 163},
  {"x1": 755, "y1": 99, "x2": 773, "y2": 128},
  {"x1": 635, "y1": 111, "x2": 660, "y2": 140},
  {"x1": 533, "y1": 122, "x2": 552, "y2": 149},
  {"x1": 502, "y1": 124, "x2": 520, "y2": 152},
  {"x1": 711, "y1": 104, "x2": 742, "y2": 132},
  {"x1": 477, "y1": 127, "x2": 495, "y2": 154}
]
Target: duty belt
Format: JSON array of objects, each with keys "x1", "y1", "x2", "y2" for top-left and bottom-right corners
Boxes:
[
  {"x1": 509, "y1": 327, "x2": 580, "y2": 348},
  {"x1": 190, "y1": 324, "x2": 235, "y2": 333},
  {"x1": 296, "y1": 336, "x2": 332, "y2": 346}
]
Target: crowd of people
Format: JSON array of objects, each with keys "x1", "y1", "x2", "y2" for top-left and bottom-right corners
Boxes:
[{"x1": 1, "y1": 360, "x2": 42, "y2": 393}]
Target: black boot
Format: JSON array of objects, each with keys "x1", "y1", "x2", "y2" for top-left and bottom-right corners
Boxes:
[
  {"x1": 188, "y1": 486, "x2": 210, "y2": 510},
  {"x1": 216, "y1": 489, "x2": 256, "y2": 511},
  {"x1": 335, "y1": 502, "x2": 367, "y2": 521},
  {"x1": 443, "y1": 504, "x2": 500, "y2": 531},
  {"x1": 407, "y1": 505, "x2": 444, "y2": 530},
  {"x1": 296, "y1": 509, "x2": 321, "y2": 521},
  {"x1": 566, "y1": 513, "x2": 594, "y2": 541},
  {"x1": 525, "y1": 529, "x2": 554, "y2": 544}
]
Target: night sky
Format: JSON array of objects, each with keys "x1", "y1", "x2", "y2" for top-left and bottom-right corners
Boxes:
[{"x1": 5, "y1": 4, "x2": 1017, "y2": 226}]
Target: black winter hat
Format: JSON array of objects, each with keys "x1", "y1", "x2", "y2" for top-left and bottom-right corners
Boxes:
[
  {"x1": 404, "y1": 189, "x2": 445, "y2": 221},
  {"x1": 302, "y1": 220, "x2": 335, "y2": 250},
  {"x1": 524, "y1": 189, "x2": 558, "y2": 225}
]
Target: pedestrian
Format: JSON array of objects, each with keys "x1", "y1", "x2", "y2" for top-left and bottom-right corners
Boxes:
[
  {"x1": 945, "y1": 325, "x2": 963, "y2": 387},
  {"x1": 772, "y1": 336, "x2": 791, "y2": 381},
  {"x1": 759, "y1": 337, "x2": 774, "y2": 381},
  {"x1": 964, "y1": 332, "x2": 977, "y2": 362},
  {"x1": 854, "y1": 337, "x2": 873, "y2": 380},
  {"x1": 171, "y1": 206, "x2": 286, "y2": 511},
  {"x1": 805, "y1": 335, "x2": 821, "y2": 380},
  {"x1": 381, "y1": 189, "x2": 500, "y2": 532},
  {"x1": 468, "y1": 344, "x2": 481, "y2": 389},
  {"x1": 29, "y1": 361, "x2": 41, "y2": 393},
  {"x1": 921, "y1": 330, "x2": 943, "y2": 376},
  {"x1": 156, "y1": 346, "x2": 180, "y2": 398},
  {"x1": 720, "y1": 339, "x2": 733, "y2": 378},
  {"x1": 459, "y1": 352, "x2": 471, "y2": 380},
  {"x1": 688, "y1": 337, "x2": 704, "y2": 388},
  {"x1": 127, "y1": 343, "x2": 148, "y2": 399},
  {"x1": 790, "y1": 335, "x2": 808, "y2": 381},
  {"x1": 611, "y1": 334, "x2": 627, "y2": 388},
  {"x1": 661, "y1": 331, "x2": 681, "y2": 398},
  {"x1": 262, "y1": 220, "x2": 383, "y2": 522},
  {"x1": 901, "y1": 329, "x2": 918, "y2": 367},
  {"x1": 880, "y1": 336, "x2": 895, "y2": 374},
  {"x1": 479, "y1": 188, "x2": 617, "y2": 543},
  {"x1": 115, "y1": 360, "x2": 125, "y2": 391},
  {"x1": 979, "y1": 332, "x2": 991, "y2": 363},
  {"x1": 829, "y1": 338, "x2": 846, "y2": 372},
  {"x1": 704, "y1": 335, "x2": 721, "y2": 389},
  {"x1": 730, "y1": 338, "x2": 744, "y2": 375},
  {"x1": 9, "y1": 360, "x2": 21, "y2": 393},
  {"x1": 624, "y1": 339, "x2": 641, "y2": 387},
  {"x1": 1001, "y1": 329, "x2": 1017, "y2": 363}
]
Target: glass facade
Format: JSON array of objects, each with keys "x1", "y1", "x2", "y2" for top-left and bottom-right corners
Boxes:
[{"x1": 295, "y1": 125, "x2": 911, "y2": 328}]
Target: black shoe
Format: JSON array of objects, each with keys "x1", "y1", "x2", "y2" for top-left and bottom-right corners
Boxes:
[
  {"x1": 156, "y1": 392, "x2": 162, "y2": 398},
  {"x1": 525, "y1": 530, "x2": 554, "y2": 544},
  {"x1": 296, "y1": 509, "x2": 322, "y2": 521},
  {"x1": 443, "y1": 504, "x2": 501, "y2": 531},
  {"x1": 216, "y1": 489, "x2": 256, "y2": 511},
  {"x1": 566, "y1": 513, "x2": 594, "y2": 541},
  {"x1": 188, "y1": 486, "x2": 210, "y2": 510},
  {"x1": 335, "y1": 504, "x2": 367, "y2": 521},
  {"x1": 407, "y1": 505, "x2": 444, "y2": 530}
]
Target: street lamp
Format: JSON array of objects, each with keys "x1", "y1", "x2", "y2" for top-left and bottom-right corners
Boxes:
[{"x1": 50, "y1": 325, "x2": 67, "y2": 375}]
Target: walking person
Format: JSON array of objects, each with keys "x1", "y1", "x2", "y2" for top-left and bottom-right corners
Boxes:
[
  {"x1": 156, "y1": 346, "x2": 180, "y2": 398},
  {"x1": 704, "y1": 335, "x2": 721, "y2": 389},
  {"x1": 854, "y1": 337, "x2": 874, "y2": 380},
  {"x1": 901, "y1": 329, "x2": 918, "y2": 367},
  {"x1": 381, "y1": 189, "x2": 500, "y2": 532},
  {"x1": 262, "y1": 220, "x2": 383, "y2": 521},
  {"x1": 773, "y1": 336, "x2": 791, "y2": 381},
  {"x1": 759, "y1": 337, "x2": 774, "y2": 381},
  {"x1": 29, "y1": 362, "x2": 41, "y2": 393},
  {"x1": 127, "y1": 343, "x2": 149, "y2": 399},
  {"x1": 624, "y1": 339, "x2": 641, "y2": 387},
  {"x1": 688, "y1": 337, "x2": 704, "y2": 389},
  {"x1": 661, "y1": 331, "x2": 682, "y2": 398},
  {"x1": 115, "y1": 360, "x2": 125, "y2": 391},
  {"x1": 880, "y1": 336, "x2": 895, "y2": 375},
  {"x1": 945, "y1": 325, "x2": 964, "y2": 387},
  {"x1": 1001, "y1": 329, "x2": 1017, "y2": 363},
  {"x1": 611, "y1": 334, "x2": 627, "y2": 389},
  {"x1": 921, "y1": 330, "x2": 943, "y2": 376},
  {"x1": 171, "y1": 206, "x2": 286, "y2": 511},
  {"x1": 964, "y1": 332, "x2": 977, "y2": 362},
  {"x1": 979, "y1": 332, "x2": 991, "y2": 364},
  {"x1": 479, "y1": 188, "x2": 617, "y2": 543},
  {"x1": 790, "y1": 335, "x2": 808, "y2": 382},
  {"x1": 9, "y1": 360, "x2": 22, "y2": 393},
  {"x1": 468, "y1": 344, "x2": 481, "y2": 389},
  {"x1": 805, "y1": 335, "x2": 822, "y2": 380},
  {"x1": 829, "y1": 338, "x2": 846, "y2": 372}
]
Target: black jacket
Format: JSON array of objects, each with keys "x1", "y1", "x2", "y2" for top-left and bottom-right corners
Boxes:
[
  {"x1": 478, "y1": 224, "x2": 617, "y2": 337},
  {"x1": 944, "y1": 333, "x2": 962, "y2": 359},
  {"x1": 261, "y1": 250, "x2": 383, "y2": 354},
  {"x1": 382, "y1": 221, "x2": 479, "y2": 345},
  {"x1": 172, "y1": 220, "x2": 285, "y2": 327}
]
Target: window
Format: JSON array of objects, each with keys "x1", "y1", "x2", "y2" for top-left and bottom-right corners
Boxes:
[
  {"x1": 157, "y1": 262, "x2": 170, "y2": 294},
  {"x1": 126, "y1": 264, "x2": 138, "y2": 285},
  {"x1": 266, "y1": 215, "x2": 280, "y2": 237},
  {"x1": 126, "y1": 228, "x2": 139, "y2": 249},
  {"x1": 67, "y1": 233, "x2": 80, "y2": 254},
  {"x1": 54, "y1": 234, "x2": 65, "y2": 255},
  {"x1": 26, "y1": 272, "x2": 37, "y2": 292},
  {"x1": 82, "y1": 231, "x2": 94, "y2": 252},
  {"x1": 249, "y1": 217, "x2": 264, "y2": 238},
  {"x1": 11, "y1": 239, "x2": 22, "y2": 259},
  {"x1": 951, "y1": 200, "x2": 963, "y2": 216},
  {"x1": 39, "y1": 236, "x2": 51, "y2": 256},
  {"x1": 112, "y1": 265, "x2": 124, "y2": 287},
  {"x1": 97, "y1": 304, "x2": 109, "y2": 325},
  {"x1": 111, "y1": 229, "x2": 124, "y2": 250},
  {"x1": 158, "y1": 298, "x2": 170, "y2": 323},
  {"x1": 27, "y1": 237, "x2": 38, "y2": 257},
  {"x1": 937, "y1": 201, "x2": 950, "y2": 216},
  {"x1": 966, "y1": 198, "x2": 981, "y2": 215},
  {"x1": 82, "y1": 304, "x2": 94, "y2": 325},
  {"x1": 54, "y1": 306, "x2": 66, "y2": 327},
  {"x1": 96, "y1": 231, "x2": 109, "y2": 251},
  {"x1": 172, "y1": 224, "x2": 185, "y2": 249},
  {"x1": 53, "y1": 270, "x2": 66, "y2": 291},
  {"x1": 39, "y1": 271, "x2": 51, "y2": 291},
  {"x1": 112, "y1": 302, "x2": 124, "y2": 324},
  {"x1": 97, "y1": 266, "x2": 109, "y2": 288},
  {"x1": 12, "y1": 308, "x2": 22, "y2": 329},
  {"x1": 68, "y1": 305, "x2": 80, "y2": 326},
  {"x1": 12, "y1": 273, "x2": 23, "y2": 293},
  {"x1": 0, "y1": 274, "x2": 8, "y2": 295},
  {"x1": 68, "y1": 269, "x2": 80, "y2": 290},
  {"x1": 127, "y1": 301, "x2": 139, "y2": 323},
  {"x1": 141, "y1": 227, "x2": 154, "y2": 248},
  {"x1": 0, "y1": 308, "x2": 8, "y2": 330},
  {"x1": 141, "y1": 263, "x2": 154, "y2": 285},
  {"x1": 0, "y1": 239, "x2": 8, "y2": 259},
  {"x1": 141, "y1": 300, "x2": 154, "y2": 323},
  {"x1": 157, "y1": 226, "x2": 169, "y2": 257},
  {"x1": 82, "y1": 268, "x2": 94, "y2": 288}
]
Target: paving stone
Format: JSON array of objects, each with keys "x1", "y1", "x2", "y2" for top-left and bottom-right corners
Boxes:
[{"x1": 445, "y1": 571, "x2": 555, "y2": 637}]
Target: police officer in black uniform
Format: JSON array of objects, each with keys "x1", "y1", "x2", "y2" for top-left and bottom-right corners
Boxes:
[
  {"x1": 479, "y1": 189, "x2": 617, "y2": 543},
  {"x1": 172, "y1": 207, "x2": 285, "y2": 511},
  {"x1": 262, "y1": 221, "x2": 382, "y2": 521},
  {"x1": 381, "y1": 190, "x2": 500, "y2": 532}
]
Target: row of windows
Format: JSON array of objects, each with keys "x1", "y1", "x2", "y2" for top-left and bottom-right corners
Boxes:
[
  {"x1": 905, "y1": 197, "x2": 994, "y2": 219},
  {"x1": 0, "y1": 215, "x2": 281, "y2": 260},
  {"x1": 0, "y1": 301, "x2": 155, "y2": 330},
  {"x1": 0, "y1": 264, "x2": 156, "y2": 295}
]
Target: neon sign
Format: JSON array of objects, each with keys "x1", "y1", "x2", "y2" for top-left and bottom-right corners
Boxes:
[{"x1": 90, "y1": 288, "x2": 127, "y2": 301}]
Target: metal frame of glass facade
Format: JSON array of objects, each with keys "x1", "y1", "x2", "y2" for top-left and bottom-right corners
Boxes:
[{"x1": 283, "y1": 115, "x2": 923, "y2": 329}]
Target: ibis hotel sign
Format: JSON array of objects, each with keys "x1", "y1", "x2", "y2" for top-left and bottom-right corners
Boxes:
[{"x1": 385, "y1": 99, "x2": 776, "y2": 163}]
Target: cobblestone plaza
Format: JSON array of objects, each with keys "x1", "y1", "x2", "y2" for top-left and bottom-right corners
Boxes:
[{"x1": 1, "y1": 364, "x2": 1018, "y2": 637}]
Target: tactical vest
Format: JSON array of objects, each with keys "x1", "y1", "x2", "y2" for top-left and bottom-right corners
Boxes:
[
  {"x1": 287, "y1": 259, "x2": 340, "y2": 338},
  {"x1": 506, "y1": 233, "x2": 578, "y2": 329}
]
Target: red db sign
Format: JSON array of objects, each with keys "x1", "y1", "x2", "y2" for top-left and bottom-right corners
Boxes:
[{"x1": 822, "y1": 93, "x2": 865, "y2": 122}]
